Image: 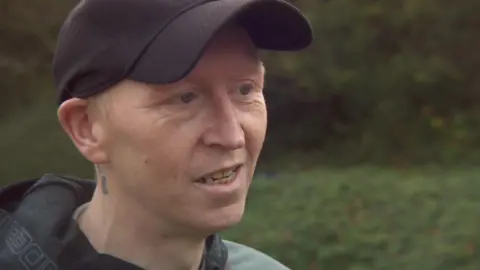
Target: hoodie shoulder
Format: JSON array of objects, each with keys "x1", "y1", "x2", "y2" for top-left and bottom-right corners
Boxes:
[{"x1": 224, "y1": 240, "x2": 290, "y2": 270}]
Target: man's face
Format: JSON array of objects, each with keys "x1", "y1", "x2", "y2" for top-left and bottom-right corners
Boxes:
[{"x1": 93, "y1": 25, "x2": 267, "y2": 235}]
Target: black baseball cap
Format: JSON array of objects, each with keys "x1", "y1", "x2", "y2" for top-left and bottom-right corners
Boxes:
[{"x1": 53, "y1": 0, "x2": 313, "y2": 105}]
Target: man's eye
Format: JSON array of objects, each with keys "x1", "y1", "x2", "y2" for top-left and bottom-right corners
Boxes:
[
  {"x1": 238, "y1": 83, "x2": 254, "y2": 96},
  {"x1": 179, "y1": 92, "x2": 197, "y2": 104}
]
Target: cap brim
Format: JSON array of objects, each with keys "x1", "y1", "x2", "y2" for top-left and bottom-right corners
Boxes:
[{"x1": 128, "y1": 0, "x2": 313, "y2": 84}]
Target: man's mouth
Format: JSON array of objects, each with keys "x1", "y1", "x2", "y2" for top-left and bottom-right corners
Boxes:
[{"x1": 196, "y1": 166, "x2": 241, "y2": 185}]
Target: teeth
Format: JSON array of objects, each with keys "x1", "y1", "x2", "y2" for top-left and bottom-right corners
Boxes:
[
  {"x1": 212, "y1": 171, "x2": 224, "y2": 179},
  {"x1": 200, "y1": 168, "x2": 237, "y2": 185},
  {"x1": 223, "y1": 169, "x2": 234, "y2": 177}
]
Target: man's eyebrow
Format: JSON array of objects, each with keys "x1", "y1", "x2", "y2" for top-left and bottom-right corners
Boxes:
[{"x1": 148, "y1": 80, "x2": 190, "y2": 92}]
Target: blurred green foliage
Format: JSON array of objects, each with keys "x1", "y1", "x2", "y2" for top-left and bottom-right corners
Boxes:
[
  {"x1": 1, "y1": 0, "x2": 480, "y2": 164},
  {"x1": 0, "y1": 0, "x2": 74, "y2": 111},
  {"x1": 225, "y1": 167, "x2": 480, "y2": 270},
  {"x1": 0, "y1": 102, "x2": 92, "y2": 182},
  {"x1": 262, "y1": 0, "x2": 480, "y2": 166}
]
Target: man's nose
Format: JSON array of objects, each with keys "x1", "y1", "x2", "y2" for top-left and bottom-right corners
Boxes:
[{"x1": 201, "y1": 100, "x2": 246, "y2": 150}]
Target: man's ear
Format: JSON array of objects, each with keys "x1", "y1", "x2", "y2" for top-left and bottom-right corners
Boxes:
[{"x1": 57, "y1": 98, "x2": 109, "y2": 164}]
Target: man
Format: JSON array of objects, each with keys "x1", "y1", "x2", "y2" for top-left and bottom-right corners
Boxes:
[{"x1": 0, "y1": 0, "x2": 312, "y2": 269}]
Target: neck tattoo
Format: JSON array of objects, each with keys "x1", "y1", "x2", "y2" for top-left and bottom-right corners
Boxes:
[{"x1": 101, "y1": 175, "x2": 108, "y2": 194}]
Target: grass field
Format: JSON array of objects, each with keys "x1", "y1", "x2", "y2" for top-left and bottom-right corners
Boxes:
[
  {"x1": 226, "y1": 167, "x2": 480, "y2": 270},
  {"x1": 2, "y1": 103, "x2": 480, "y2": 269}
]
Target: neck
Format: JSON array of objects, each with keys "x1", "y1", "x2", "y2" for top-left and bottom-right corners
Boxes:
[{"x1": 77, "y1": 187, "x2": 205, "y2": 270}]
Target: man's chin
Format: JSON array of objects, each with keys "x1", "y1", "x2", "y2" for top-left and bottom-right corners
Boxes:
[
  {"x1": 212, "y1": 214, "x2": 244, "y2": 232},
  {"x1": 196, "y1": 205, "x2": 246, "y2": 235}
]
